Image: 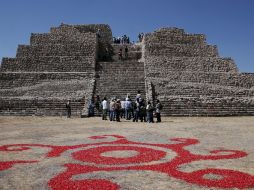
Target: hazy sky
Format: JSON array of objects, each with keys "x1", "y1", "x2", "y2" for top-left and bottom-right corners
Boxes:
[{"x1": 0, "y1": 0, "x2": 253, "y2": 72}]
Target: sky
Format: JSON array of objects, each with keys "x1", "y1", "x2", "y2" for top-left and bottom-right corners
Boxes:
[{"x1": 0, "y1": 0, "x2": 253, "y2": 72}]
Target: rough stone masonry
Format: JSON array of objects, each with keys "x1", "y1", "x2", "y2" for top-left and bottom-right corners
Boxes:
[{"x1": 0, "y1": 24, "x2": 253, "y2": 116}]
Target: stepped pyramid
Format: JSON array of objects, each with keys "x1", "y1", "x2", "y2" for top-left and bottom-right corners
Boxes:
[{"x1": 0, "y1": 24, "x2": 254, "y2": 116}]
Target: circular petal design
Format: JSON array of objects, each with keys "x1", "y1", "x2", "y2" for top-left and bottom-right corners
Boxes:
[{"x1": 72, "y1": 146, "x2": 166, "y2": 165}]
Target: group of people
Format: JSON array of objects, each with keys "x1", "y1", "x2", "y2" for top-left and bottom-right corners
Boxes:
[
  {"x1": 87, "y1": 91, "x2": 163, "y2": 123},
  {"x1": 113, "y1": 33, "x2": 145, "y2": 44},
  {"x1": 113, "y1": 35, "x2": 130, "y2": 44}
]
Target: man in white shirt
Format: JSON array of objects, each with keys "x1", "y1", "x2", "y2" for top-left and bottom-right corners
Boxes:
[{"x1": 102, "y1": 97, "x2": 108, "y2": 120}]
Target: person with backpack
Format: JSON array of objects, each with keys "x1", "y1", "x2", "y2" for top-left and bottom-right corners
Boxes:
[{"x1": 155, "y1": 99, "x2": 163, "y2": 122}]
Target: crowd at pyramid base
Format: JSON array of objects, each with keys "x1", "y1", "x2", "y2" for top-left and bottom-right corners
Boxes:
[{"x1": 0, "y1": 24, "x2": 253, "y2": 116}]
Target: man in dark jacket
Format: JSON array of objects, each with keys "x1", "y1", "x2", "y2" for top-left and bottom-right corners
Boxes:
[{"x1": 155, "y1": 99, "x2": 163, "y2": 122}]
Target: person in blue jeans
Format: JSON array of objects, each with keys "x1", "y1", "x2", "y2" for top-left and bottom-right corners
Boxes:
[
  {"x1": 109, "y1": 98, "x2": 116, "y2": 121},
  {"x1": 125, "y1": 98, "x2": 132, "y2": 120}
]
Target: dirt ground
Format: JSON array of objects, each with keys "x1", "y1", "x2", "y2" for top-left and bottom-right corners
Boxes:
[{"x1": 0, "y1": 116, "x2": 253, "y2": 190}]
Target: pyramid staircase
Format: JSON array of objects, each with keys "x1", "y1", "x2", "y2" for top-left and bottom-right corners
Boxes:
[{"x1": 94, "y1": 44, "x2": 145, "y2": 102}]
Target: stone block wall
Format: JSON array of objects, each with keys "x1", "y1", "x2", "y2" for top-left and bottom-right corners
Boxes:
[
  {"x1": 50, "y1": 24, "x2": 113, "y2": 61},
  {"x1": 72, "y1": 24, "x2": 112, "y2": 44}
]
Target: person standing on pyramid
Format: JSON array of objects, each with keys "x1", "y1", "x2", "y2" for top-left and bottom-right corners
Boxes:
[
  {"x1": 124, "y1": 46, "x2": 128, "y2": 59},
  {"x1": 118, "y1": 48, "x2": 123, "y2": 60},
  {"x1": 66, "y1": 100, "x2": 71, "y2": 118}
]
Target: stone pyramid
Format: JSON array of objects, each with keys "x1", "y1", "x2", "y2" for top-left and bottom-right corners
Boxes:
[{"x1": 0, "y1": 24, "x2": 253, "y2": 116}]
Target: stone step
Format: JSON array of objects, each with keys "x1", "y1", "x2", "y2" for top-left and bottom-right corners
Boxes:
[
  {"x1": 0, "y1": 98, "x2": 86, "y2": 116},
  {"x1": 94, "y1": 59, "x2": 146, "y2": 102},
  {"x1": 16, "y1": 44, "x2": 94, "y2": 57},
  {"x1": 96, "y1": 76, "x2": 145, "y2": 80},
  {"x1": 0, "y1": 72, "x2": 95, "y2": 89},
  {"x1": 147, "y1": 71, "x2": 254, "y2": 88},
  {"x1": 111, "y1": 51, "x2": 142, "y2": 61},
  {"x1": 96, "y1": 68, "x2": 144, "y2": 72},
  {"x1": 1, "y1": 56, "x2": 95, "y2": 72},
  {"x1": 154, "y1": 84, "x2": 254, "y2": 97},
  {"x1": 30, "y1": 32, "x2": 96, "y2": 46},
  {"x1": 145, "y1": 56, "x2": 238, "y2": 73},
  {"x1": 150, "y1": 34, "x2": 206, "y2": 45},
  {"x1": 97, "y1": 61, "x2": 144, "y2": 66},
  {"x1": 111, "y1": 44, "x2": 142, "y2": 52},
  {"x1": 147, "y1": 43, "x2": 218, "y2": 57}
]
